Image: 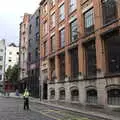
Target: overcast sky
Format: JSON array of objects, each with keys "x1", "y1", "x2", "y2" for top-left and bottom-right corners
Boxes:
[{"x1": 0, "y1": 0, "x2": 40, "y2": 46}]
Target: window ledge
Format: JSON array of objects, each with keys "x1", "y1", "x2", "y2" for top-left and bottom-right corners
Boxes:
[
  {"x1": 104, "y1": 73, "x2": 120, "y2": 78},
  {"x1": 102, "y1": 19, "x2": 119, "y2": 29},
  {"x1": 71, "y1": 101, "x2": 80, "y2": 104},
  {"x1": 69, "y1": 9, "x2": 77, "y2": 16}
]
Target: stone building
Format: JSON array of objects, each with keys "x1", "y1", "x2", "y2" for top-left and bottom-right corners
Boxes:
[
  {"x1": 19, "y1": 13, "x2": 31, "y2": 93},
  {"x1": 0, "y1": 39, "x2": 6, "y2": 91},
  {"x1": 27, "y1": 8, "x2": 40, "y2": 98},
  {"x1": 40, "y1": 0, "x2": 120, "y2": 108}
]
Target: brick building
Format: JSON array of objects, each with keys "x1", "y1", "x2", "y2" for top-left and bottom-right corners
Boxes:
[
  {"x1": 19, "y1": 13, "x2": 31, "y2": 93},
  {"x1": 40, "y1": 0, "x2": 120, "y2": 107}
]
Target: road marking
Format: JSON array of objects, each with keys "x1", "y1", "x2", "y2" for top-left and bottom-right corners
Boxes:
[
  {"x1": 31, "y1": 106, "x2": 92, "y2": 120},
  {"x1": 31, "y1": 107, "x2": 62, "y2": 120}
]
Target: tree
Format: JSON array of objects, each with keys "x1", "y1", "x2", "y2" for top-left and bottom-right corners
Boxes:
[{"x1": 5, "y1": 64, "x2": 19, "y2": 85}]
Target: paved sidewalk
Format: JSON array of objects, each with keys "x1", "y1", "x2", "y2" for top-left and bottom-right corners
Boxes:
[{"x1": 4, "y1": 92, "x2": 120, "y2": 120}]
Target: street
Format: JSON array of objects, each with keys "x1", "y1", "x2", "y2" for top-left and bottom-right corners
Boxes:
[{"x1": 0, "y1": 97, "x2": 110, "y2": 120}]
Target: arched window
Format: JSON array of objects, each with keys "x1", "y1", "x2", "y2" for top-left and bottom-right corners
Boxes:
[
  {"x1": 71, "y1": 89, "x2": 79, "y2": 101},
  {"x1": 50, "y1": 89, "x2": 55, "y2": 99},
  {"x1": 59, "y1": 89, "x2": 65, "y2": 100},
  {"x1": 87, "y1": 89, "x2": 97, "y2": 104},
  {"x1": 107, "y1": 89, "x2": 120, "y2": 105}
]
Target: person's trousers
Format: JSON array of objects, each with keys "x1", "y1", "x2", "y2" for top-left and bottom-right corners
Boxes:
[{"x1": 24, "y1": 98, "x2": 29, "y2": 110}]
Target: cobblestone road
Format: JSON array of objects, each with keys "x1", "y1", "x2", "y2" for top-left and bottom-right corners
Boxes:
[{"x1": 0, "y1": 97, "x2": 108, "y2": 120}]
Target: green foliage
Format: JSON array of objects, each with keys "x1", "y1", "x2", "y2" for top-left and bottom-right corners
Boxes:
[{"x1": 5, "y1": 64, "x2": 19, "y2": 84}]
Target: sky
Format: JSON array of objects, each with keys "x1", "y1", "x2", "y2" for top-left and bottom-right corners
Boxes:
[{"x1": 0, "y1": 0, "x2": 40, "y2": 46}]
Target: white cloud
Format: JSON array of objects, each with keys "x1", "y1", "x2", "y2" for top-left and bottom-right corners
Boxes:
[{"x1": 0, "y1": 0, "x2": 40, "y2": 45}]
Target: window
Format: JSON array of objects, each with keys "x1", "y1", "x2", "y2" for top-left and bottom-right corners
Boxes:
[
  {"x1": 87, "y1": 89, "x2": 97, "y2": 104},
  {"x1": 50, "y1": 58, "x2": 55, "y2": 81},
  {"x1": 44, "y1": 41, "x2": 47, "y2": 56},
  {"x1": 104, "y1": 32, "x2": 120, "y2": 74},
  {"x1": 16, "y1": 52, "x2": 19, "y2": 55},
  {"x1": 71, "y1": 89, "x2": 79, "y2": 101},
  {"x1": 108, "y1": 89, "x2": 120, "y2": 105},
  {"x1": 70, "y1": 19, "x2": 78, "y2": 42},
  {"x1": 9, "y1": 57, "x2": 12, "y2": 62},
  {"x1": 29, "y1": 24, "x2": 32, "y2": 34},
  {"x1": 59, "y1": 4, "x2": 65, "y2": 21},
  {"x1": 9, "y1": 52, "x2": 12, "y2": 55},
  {"x1": 0, "y1": 75, "x2": 2, "y2": 80},
  {"x1": 35, "y1": 48, "x2": 38, "y2": 58},
  {"x1": 50, "y1": 89, "x2": 55, "y2": 99},
  {"x1": 51, "y1": 35, "x2": 56, "y2": 52},
  {"x1": 36, "y1": 16, "x2": 39, "y2": 26},
  {"x1": 0, "y1": 49, "x2": 3, "y2": 52},
  {"x1": 59, "y1": 54, "x2": 65, "y2": 80},
  {"x1": 59, "y1": 28, "x2": 65, "y2": 48},
  {"x1": 59, "y1": 89, "x2": 65, "y2": 100},
  {"x1": 69, "y1": 0, "x2": 77, "y2": 13},
  {"x1": 102, "y1": 0, "x2": 117, "y2": 25},
  {"x1": 51, "y1": 13, "x2": 55, "y2": 27},
  {"x1": 70, "y1": 48, "x2": 79, "y2": 78},
  {"x1": 0, "y1": 56, "x2": 3, "y2": 61},
  {"x1": 36, "y1": 32, "x2": 39, "y2": 40},
  {"x1": 44, "y1": 21, "x2": 48, "y2": 35},
  {"x1": 0, "y1": 65, "x2": 2, "y2": 71},
  {"x1": 84, "y1": 40, "x2": 96, "y2": 77},
  {"x1": 29, "y1": 39, "x2": 31, "y2": 46},
  {"x1": 84, "y1": 8, "x2": 94, "y2": 35},
  {"x1": 28, "y1": 52, "x2": 31, "y2": 62}
]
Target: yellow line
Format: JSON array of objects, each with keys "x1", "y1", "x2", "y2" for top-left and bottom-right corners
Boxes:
[{"x1": 31, "y1": 108, "x2": 62, "y2": 120}]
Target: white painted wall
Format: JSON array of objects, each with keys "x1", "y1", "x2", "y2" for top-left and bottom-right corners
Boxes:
[{"x1": 5, "y1": 44, "x2": 19, "y2": 71}]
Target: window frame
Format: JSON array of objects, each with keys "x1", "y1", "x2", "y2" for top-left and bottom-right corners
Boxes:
[
  {"x1": 59, "y1": 28, "x2": 65, "y2": 48},
  {"x1": 59, "y1": 4, "x2": 65, "y2": 21},
  {"x1": 70, "y1": 19, "x2": 78, "y2": 43},
  {"x1": 84, "y1": 8, "x2": 94, "y2": 35}
]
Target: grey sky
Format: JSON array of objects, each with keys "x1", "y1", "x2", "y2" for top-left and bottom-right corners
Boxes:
[{"x1": 0, "y1": 0, "x2": 40, "y2": 46}]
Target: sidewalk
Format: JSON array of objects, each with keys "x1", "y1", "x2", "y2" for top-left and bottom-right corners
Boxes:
[{"x1": 5, "y1": 92, "x2": 120, "y2": 120}]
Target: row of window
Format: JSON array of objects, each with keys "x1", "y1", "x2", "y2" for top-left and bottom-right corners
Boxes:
[
  {"x1": 28, "y1": 48, "x2": 39, "y2": 62},
  {"x1": 49, "y1": 33, "x2": 120, "y2": 79},
  {"x1": 43, "y1": 0, "x2": 117, "y2": 42},
  {"x1": 42, "y1": 0, "x2": 76, "y2": 15},
  {"x1": 50, "y1": 88, "x2": 120, "y2": 105}
]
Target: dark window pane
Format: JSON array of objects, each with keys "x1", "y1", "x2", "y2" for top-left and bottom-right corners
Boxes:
[
  {"x1": 87, "y1": 89, "x2": 97, "y2": 104},
  {"x1": 108, "y1": 89, "x2": 120, "y2": 105},
  {"x1": 70, "y1": 48, "x2": 79, "y2": 78},
  {"x1": 71, "y1": 89, "x2": 79, "y2": 101},
  {"x1": 84, "y1": 40, "x2": 96, "y2": 76},
  {"x1": 59, "y1": 54, "x2": 65, "y2": 80},
  {"x1": 105, "y1": 33, "x2": 120, "y2": 73},
  {"x1": 102, "y1": 0, "x2": 117, "y2": 25}
]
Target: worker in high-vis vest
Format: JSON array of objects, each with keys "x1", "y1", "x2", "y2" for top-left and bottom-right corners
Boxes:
[{"x1": 23, "y1": 88, "x2": 29, "y2": 110}]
